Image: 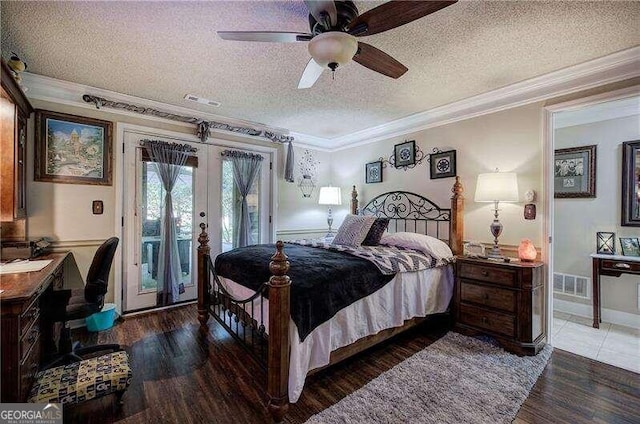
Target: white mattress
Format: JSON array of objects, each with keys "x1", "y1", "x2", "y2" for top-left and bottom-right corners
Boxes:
[{"x1": 218, "y1": 265, "x2": 454, "y2": 402}]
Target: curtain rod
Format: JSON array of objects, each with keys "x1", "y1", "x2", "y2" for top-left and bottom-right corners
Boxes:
[{"x1": 82, "y1": 94, "x2": 294, "y2": 144}]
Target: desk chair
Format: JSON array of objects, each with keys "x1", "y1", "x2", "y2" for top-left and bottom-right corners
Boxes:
[{"x1": 54, "y1": 237, "x2": 119, "y2": 355}]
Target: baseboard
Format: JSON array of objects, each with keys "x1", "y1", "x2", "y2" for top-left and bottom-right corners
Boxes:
[{"x1": 554, "y1": 298, "x2": 640, "y2": 329}]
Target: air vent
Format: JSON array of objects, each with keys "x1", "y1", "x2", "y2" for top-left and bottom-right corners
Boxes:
[
  {"x1": 183, "y1": 94, "x2": 221, "y2": 107},
  {"x1": 553, "y1": 272, "x2": 590, "y2": 299}
]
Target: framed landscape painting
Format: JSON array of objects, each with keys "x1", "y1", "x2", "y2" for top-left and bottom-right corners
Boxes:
[
  {"x1": 622, "y1": 140, "x2": 640, "y2": 226},
  {"x1": 554, "y1": 145, "x2": 596, "y2": 198},
  {"x1": 35, "y1": 110, "x2": 113, "y2": 185}
]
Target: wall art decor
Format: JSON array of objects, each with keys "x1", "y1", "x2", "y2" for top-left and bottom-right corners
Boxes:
[
  {"x1": 621, "y1": 140, "x2": 640, "y2": 226},
  {"x1": 429, "y1": 149, "x2": 456, "y2": 179},
  {"x1": 297, "y1": 149, "x2": 319, "y2": 197},
  {"x1": 554, "y1": 145, "x2": 596, "y2": 198},
  {"x1": 394, "y1": 140, "x2": 416, "y2": 168},
  {"x1": 35, "y1": 110, "x2": 113, "y2": 185},
  {"x1": 365, "y1": 161, "x2": 383, "y2": 183},
  {"x1": 619, "y1": 237, "x2": 640, "y2": 256},
  {"x1": 596, "y1": 232, "x2": 615, "y2": 255}
]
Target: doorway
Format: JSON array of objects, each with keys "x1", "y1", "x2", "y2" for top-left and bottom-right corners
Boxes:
[
  {"x1": 120, "y1": 127, "x2": 275, "y2": 313},
  {"x1": 546, "y1": 92, "x2": 640, "y2": 373}
]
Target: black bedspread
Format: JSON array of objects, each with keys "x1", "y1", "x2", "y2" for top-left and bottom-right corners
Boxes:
[{"x1": 214, "y1": 243, "x2": 394, "y2": 341}]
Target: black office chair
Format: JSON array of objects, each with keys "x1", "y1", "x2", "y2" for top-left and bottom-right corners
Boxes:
[{"x1": 55, "y1": 237, "x2": 119, "y2": 355}]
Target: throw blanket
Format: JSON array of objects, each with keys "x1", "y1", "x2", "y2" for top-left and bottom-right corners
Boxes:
[
  {"x1": 290, "y1": 240, "x2": 448, "y2": 273},
  {"x1": 214, "y1": 244, "x2": 394, "y2": 341}
]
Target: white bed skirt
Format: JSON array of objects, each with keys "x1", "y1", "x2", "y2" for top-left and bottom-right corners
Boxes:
[{"x1": 219, "y1": 265, "x2": 454, "y2": 402}]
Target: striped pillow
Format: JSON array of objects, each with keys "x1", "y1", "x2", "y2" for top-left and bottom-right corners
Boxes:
[{"x1": 333, "y1": 215, "x2": 376, "y2": 246}]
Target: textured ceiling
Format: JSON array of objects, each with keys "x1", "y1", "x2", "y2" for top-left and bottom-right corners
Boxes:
[{"x1": 2, "y1": 1, "x2": 639, "y2": 139}]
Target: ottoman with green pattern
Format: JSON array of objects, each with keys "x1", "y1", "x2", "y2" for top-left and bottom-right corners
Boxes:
[{"x1": 28, "y1": 350, "x2": 132, "y2": 406}]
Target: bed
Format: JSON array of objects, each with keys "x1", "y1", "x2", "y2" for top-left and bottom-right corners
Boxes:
[{"x1": 196, "y1": 177, "x2": 464, "y2": 423}]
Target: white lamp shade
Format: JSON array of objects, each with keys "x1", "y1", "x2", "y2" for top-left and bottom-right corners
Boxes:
[
  {"x1": 318, "y1": 186, "x2": 342, "y2": 205},
  {"x1": 474, "y1": 172, "x2": 519, "y2": 202},
  {"x1": 308, "y1": 32, "x2": 358, "y2": 68}
]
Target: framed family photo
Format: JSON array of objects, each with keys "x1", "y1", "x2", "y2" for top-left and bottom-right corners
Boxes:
[
  {"x1": 554, "y1": 145, "x2": 596, "y2": 198},
  {"x1": 430, "y1": 150, "x2": 456, "y2": 179},
  {"x1": 621, "y1": 140, "x2": 640, "y2": 226},
  {"x1": 619, "y1": 237, "x2": 640, "y2": 256},
  {"x1": 365, "y1": 161, "x2": 383, "y2": 184},
  {"x1": 35, "y1": 110, "x2": 113, "y2": 185},
  {"x1": 393, "y1": 140, "x2": 416, "y2": 168}
]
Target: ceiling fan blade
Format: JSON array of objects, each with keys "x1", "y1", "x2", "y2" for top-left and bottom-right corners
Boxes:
[
  {"x1": 217, "y1": 31, "x2": 312, "y2": 43},
  {"x1": 298, "y1": 58, "x2": 325, "y2": 89},
  {"x1": 304, "y1": 0, "x2": 338, "y2": 28},
  {"x1": 353, "y1": 42, "x2": 408, "y2": 79},
  {"x1": 347, "y1": 1, "x2": 457, "y2": 37}
]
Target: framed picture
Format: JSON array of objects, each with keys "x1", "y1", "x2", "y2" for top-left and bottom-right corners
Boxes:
[
  {"x1": 430, "y1": 150, "x2": 456, "y2": 179},
  {"x1": 621, "y1": 140, "x2": 640, "y2": 226},
  {"x1": 619, "y1": 237, "x2": 640, "y2": 256},
  {"x1": 596, "y1": 232, "x2": 615, "y2": 255},
  {"x1": 554, "y1": 145, "x2": 596, "y2": 198},
  {"x1": 365, "y1": 161, "x2": 383, "y2": 184},
  {"x1": 35, "y1": 110, "x2": 113, "y2": 185},
  {"x1": 394, "y1": 140, "x2": 416, "y2": 168}
]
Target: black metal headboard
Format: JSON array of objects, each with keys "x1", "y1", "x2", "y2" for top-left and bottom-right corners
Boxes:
[{"x1": 361, "y1": 191, "x2": 451, "y2": 240}]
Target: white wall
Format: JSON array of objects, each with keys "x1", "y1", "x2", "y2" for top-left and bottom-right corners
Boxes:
[
  {"x1": 554, "y1": 113, "x2": 640, "y2": 316},
  {"x1": 330, "y1": 102, "x2": 545, "y2": 249}
]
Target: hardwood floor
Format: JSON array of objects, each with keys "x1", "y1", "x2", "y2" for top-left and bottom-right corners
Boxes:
[{"x1": 67, "y1": 304, "x2": 640, "y2": 424}]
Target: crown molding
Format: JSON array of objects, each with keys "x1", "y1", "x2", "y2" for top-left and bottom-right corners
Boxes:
[
  {"x1": 20, "y1": 72, "x2": 293, "y2": 142},
  {"x1": 20, "y1": 47, "x2": 640, "y2": 152},
  {"x1": 327, "y1": 46, "x2": 640, "y2": 151}
]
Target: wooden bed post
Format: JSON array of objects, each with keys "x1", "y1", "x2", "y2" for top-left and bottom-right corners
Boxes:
[
  {"x1": 267, "y1": 241, "x2": 291, "y2": 423},
  {"x1": 197, "y1": 223, "x2": 210, "y2": 329},
  {"x1": 450, "y1": 176, "x2": 464, "y2": 256},
  {"x1": 351, "y1": 185, "x2": 358, "y2": 215}
]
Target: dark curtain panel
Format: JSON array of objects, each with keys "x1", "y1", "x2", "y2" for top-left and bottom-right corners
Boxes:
[
  {"x1": 142, "y1": 139, "x2": 195, "y2": 306},
  {"x1": 222, "y1": 150, "x2": 263, "y2": 247}
]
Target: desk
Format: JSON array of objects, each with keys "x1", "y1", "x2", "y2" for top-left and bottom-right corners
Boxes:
[
  {"x1": 0, "y1": 252, "x2": 81, "y2": 402},
  {"x1": 591, "y1": 253, "x2": 640, "y2": 329}
]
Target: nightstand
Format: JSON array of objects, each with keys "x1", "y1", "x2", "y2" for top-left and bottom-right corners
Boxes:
[{"x1": 454, "y1": 256, "x2": 546, "y2": 356}]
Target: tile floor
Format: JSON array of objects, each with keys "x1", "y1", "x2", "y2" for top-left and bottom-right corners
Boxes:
[{"x1": 552, "y1": 310, "x2": 640, "y2": 374}]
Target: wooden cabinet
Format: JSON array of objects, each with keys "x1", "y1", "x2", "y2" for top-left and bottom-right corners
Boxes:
[
  {"x1": 1, "y1": 60, "x2": 33, "y2": 239},
  {"x1": 454, "y1": 256, "x2": 546, "y2": 356},
  {"x1": 0, "y1": 253, "x2": 68, "y2": 402}
]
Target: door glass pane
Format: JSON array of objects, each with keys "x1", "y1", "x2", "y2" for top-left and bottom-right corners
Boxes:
[
  {"x1": 221, "y1": 159, "x2": 260, "y2": 252},
  {"x1": 140, "y1": 162, "x2": 194, "y2": 292}
]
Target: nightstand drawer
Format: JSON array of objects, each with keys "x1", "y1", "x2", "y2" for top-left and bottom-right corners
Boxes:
[
  {"x1": 460, "y1": 281, "x2": 516, "y2": 313},
  {"x1": 459, "y1": 303, "x2": 515, "y2": 338},
  {"x1": 458, "y1": 262, "x2": 517, "y2": 287},
  {"x1": 602, "y1": 260, "x2": 640, "y2": 273}
]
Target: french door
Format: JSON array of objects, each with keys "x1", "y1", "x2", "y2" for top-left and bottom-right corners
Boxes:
[{"x1": 122, "y1": 129, "x2": 273, "y2": 312}]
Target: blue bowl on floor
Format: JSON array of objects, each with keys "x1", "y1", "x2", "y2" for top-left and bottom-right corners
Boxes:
[{"x1": 86, "y1": 303, "x2": 117, "y2": 332}]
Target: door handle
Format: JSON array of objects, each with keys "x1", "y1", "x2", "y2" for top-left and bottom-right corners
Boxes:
[{"x1": 614, "y1": 263, "x2": 631, "y2": 269}]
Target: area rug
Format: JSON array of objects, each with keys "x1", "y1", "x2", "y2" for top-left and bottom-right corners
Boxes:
[{"x1": 305, "y1": 331, "x2": 552, "y2": 424}]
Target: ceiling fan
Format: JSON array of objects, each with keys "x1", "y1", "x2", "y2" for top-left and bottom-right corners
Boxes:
[{"x1": 218, "y1": 0, "x2": 457, "y2": 89}]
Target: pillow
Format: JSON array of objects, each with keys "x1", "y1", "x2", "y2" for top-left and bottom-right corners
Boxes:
[
  {"x1": 333, "y1": 215, "x2": 376, "y2": 246},
  {"x1": 380, "y1": 232, "x2": 453, "y2": 261},
  {"x1": 361, "y1": 218, "x2": 390, "y2": 246}
]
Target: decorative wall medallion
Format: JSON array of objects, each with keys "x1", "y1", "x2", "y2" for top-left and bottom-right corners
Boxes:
[
  {"x1": 365, "y1": 161, "x2": 383, "y2": 183},
  {"x1": 429, "y1": 149, "x2": 456, "y2": 179}
]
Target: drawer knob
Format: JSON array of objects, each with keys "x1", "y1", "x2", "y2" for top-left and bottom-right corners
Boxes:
[
  {"x1": 482, "y1": 317, "x2": 488, "y2": 323},
  {"x1": 614, "y1": 263, "x2": 631, "y2": 269},
  {"x1": 481, "y1": 271, "x2": 489, "y2": 277},
  {"x1": 484, "y1": 293, "x2": 490, "y2": 300}
]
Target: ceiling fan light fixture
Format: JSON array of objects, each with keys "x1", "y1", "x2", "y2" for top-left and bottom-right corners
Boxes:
[{"x1": 308, "y1": 31, "x2": 357, "y2": 69}]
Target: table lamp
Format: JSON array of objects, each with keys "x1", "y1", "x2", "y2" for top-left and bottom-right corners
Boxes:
[
  {"x1": 318, "y1": 186, "x2": 342, "y2": 236},
  {"x1": 474, "y1": 171, "x2": 519, "y2": 258}
]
